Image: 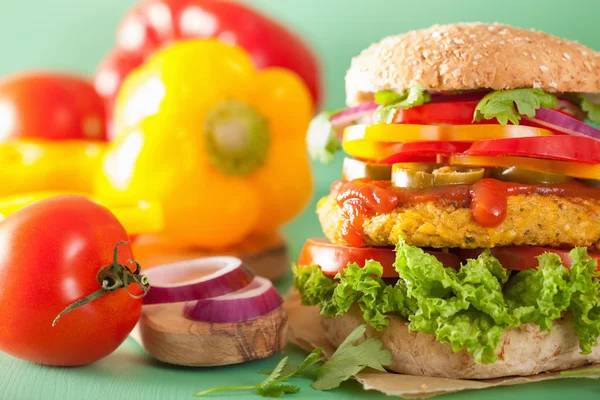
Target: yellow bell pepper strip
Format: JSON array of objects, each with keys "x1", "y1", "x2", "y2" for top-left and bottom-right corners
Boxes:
[
  {"x1": 0, "y1": 140, "x2": 106, "y2": 196},
  {"x1": 0, "y1": 191, "x2": 163, "y2": 235},
  {"x1": 343, "y1": 124, "x2": 554, "y2": 162},
  {"x1": 94, "y1": 40, "x2": 314, "y2": 248}
]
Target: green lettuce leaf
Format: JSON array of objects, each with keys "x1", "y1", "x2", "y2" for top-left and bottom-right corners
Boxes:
[
  {"x1": 294, "y1": 241, "x2": 600, "y2": 365},
  {"x1": 332, "y1": 260, "x2": 412, "y2": 330},
  {"x1": 306, "y1": 111, "x2": 341, "y2": 164},
  {"x1": 581, "y1": 98, "x2": 600, "y2": 125},
  {"x1": 567, "y1": 248, "x2": 600, "y2": 354},
  {"x1": 293, "y1": 264, "x2": 338, "y2": 316},
  {"x1": 504, "y1": 252, "x2": 571, "y2": 330},
  {"x1": 373, "y1": 87, "x2": 431, "y2": 123},
  {"x1": 394, "y1": 240, "x2": 512, "y2": 363},
  {"x1": 473, "y1": 89, "x2": 558, "y2": 125}
]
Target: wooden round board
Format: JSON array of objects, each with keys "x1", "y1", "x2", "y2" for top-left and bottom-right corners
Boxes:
[
  {"x1": 132, "y1": 232, "x2": 290, "y2": 281},
  {"x1": 131, "y1": 303, "x2": 288, "y2": 366}
]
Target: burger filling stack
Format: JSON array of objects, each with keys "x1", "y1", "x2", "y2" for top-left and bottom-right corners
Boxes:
[{"x1": 297, "y1": 22, "x2": 600, "y2": 379}]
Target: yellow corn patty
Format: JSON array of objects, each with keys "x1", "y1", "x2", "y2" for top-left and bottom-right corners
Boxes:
[{"x1": 317, "y1": 193, "x2": 600, "y2": 250}]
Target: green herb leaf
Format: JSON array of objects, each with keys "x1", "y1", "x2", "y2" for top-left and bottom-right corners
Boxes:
[
  {"x1": 374, "y1": 90, "x2": 405, "y2": 105},
  {"x1": 311, "y1": 325, "x2": 392, "y2": 390},
  {"x1": 373, "y1": 87, "x2": 431, "y2": 123},
  {"x1": 256, "y1": 384, "x2": 300, "y2": 398},
  {"x1": 581, "y1": 98, "x2": 600, "y2": 125},
  {"x1": 260, "y1": 357, "x2": 288, "y2": 387},
  {"x1": 306, "y1": 111, "x2": 342, "y2": 164},
  {"x1": 473, "y1": 89, "x2": 558, "y2": 125},
  {"x1": 295, "y1": 348, "x2": 325, "y2": 374}
]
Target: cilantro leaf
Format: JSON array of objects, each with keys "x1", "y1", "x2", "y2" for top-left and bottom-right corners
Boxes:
[
  {"x1": 306, "y1": 111, "x2": 342, "y2": 164},
  {"x1": 374, "y1": 90, "x2": 405, "y2": 105},
  {"x1": 581, "y1": 97, "x2": 600, "y2": 125},
  {"x1": 473, "y1": 88, "x2": 558, "y2": 125},
  {"x1": 260, "y1": 357, "x2": 288, "y2": 387},
  {"x1": 373, "y1": 87, "x2": 430, "y2": 123},
  {"x1": 256, "y1": 384, "x2": 300, "y2": 398},
  {"x1": 311, "y1": 325, "x2": 392, "y2": 390}
]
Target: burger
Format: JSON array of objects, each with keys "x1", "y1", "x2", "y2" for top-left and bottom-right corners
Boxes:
[{"x1": 296, "y1": 22, "x2": 600, "y2": 379}]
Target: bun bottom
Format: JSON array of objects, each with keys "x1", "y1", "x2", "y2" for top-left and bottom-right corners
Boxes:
[{"x1": 321, "y1": 307, "x2": 600, "y2": 379}]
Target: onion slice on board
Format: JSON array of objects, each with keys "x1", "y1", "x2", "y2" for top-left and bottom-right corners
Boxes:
[
  {"x1": 525, "y1": 107, "x2": 600, "y2": 140},
  {"x1": 143, "y1": 256, "x2": 255, "y2": 305},
  {"x1": 183, "y1": 276, "x2": 283, "y2": 323}
]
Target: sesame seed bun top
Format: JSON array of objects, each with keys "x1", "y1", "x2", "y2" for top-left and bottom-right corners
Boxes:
[{"x1": 345, "y1": 22, "x2": 600, "y2": 106}]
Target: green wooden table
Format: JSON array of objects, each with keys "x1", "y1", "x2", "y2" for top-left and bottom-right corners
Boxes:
[
  {"x1": 2, "y1": 1, "x2": 600, "y2": 398},
  {"x1": 1, "y1": 193, "x2": 599, "y2": 400}
]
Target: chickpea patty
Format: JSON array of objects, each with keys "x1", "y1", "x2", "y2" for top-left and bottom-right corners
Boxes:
[{"x1": 317, "y1": 193, "x2": 600, "y2": 250}]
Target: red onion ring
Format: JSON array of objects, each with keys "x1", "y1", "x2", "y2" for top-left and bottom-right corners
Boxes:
[
  {"x1": 183, "y1": 277, "x2": 283, "y2": 323},
  {"x1": 330, "y1": 102, "x2": 377, "y2": 128},
  {"x1": 525, "y1": 108, "x2": 600, "y2": 140},
  {"x1": 143, "y1": 256, "x2": 255, "y2": 305}
]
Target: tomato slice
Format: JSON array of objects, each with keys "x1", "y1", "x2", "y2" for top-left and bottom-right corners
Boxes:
[
  {"x1": 393, "y1": 101, "x2": 478, "y2": 125},
  {"x1": 456, "y1": 246, "x2": 600, "y2": 272},
  {"x1": 298, "y1": 238, "x2": 460, "y2": 277},
  {"x1": 348, "y1": 140, "x2": 471, "y2": 163},
  {"x1": 450, "y1": 154, "x2": 600, "y2": 180},
  {"x1": 465, "y1": 136, "x2": 600, "y2": 164},
  {"x1": 379, "y1": 141, "x2": 472, "y2": 164}
]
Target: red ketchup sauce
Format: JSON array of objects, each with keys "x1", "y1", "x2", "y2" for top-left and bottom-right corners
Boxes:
[{"x1": 333, "y1": 178, "x2": 600, "y2": 247}]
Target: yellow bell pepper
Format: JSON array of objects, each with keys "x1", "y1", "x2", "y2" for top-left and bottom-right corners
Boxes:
[
  {"x1": 0, "y1": 191, "x2": 162, "y2": 234},
  {"x1": 0, "y1": 140, "x2": 105, "y2": 196},
  {"x1": 94, "y1": 40, "x2": 314, "y2": 248}
]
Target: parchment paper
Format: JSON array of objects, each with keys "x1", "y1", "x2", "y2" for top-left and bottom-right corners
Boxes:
[{"x1": 283, "y1": 291, "x2": 600, "y2": 399}]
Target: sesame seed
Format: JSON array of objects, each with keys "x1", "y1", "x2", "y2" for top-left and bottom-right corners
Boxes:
[
  {"x1": 474, "y1": 54, "x2": 483, "y2": 60},
  {"x1": 498, "y1": 40, "x2": 505, "y2": 45},
  {"x1": 453, "y1": 38, "x2": 465, "y2": 45},
  {"x1": 499, "y1": 29, "x2": 508, "y2": 35},
  {"x1": 540, "y1": 65, "x2": 549, "y2": 72},
  {"x1": 431, "y1": 31, "x2": 441, "y2": 39},
  {"x1": 533, "y1": 81, "x2": 542, "y2": 88},
  {"x1": 532, "y1": 54, "x2": 537, "y2": 60},
  {"x1": 550, "y1": 81, "x2": 558, "y2": 88},
  {"x1": 482, "y1": 43, "x2": 488, "y2": 48},
  {"x1": 488, "y1": 26, "x2": 496, "y2": 31},
  {"x1": 473, "y1": 61, "x2": 478, "y2": 65},
  {"x1": 469, "y1": 34, "x2": 477, "y2": 39},
  {"x1": 522, "y1": 51, "x2": 528, "y2": 56},
  {"x1": 582, "y1": 51, "x2": 589, "y2": 56},
  {"x1": 563, "y1": 52, "x2": 571, "y2": 60}
]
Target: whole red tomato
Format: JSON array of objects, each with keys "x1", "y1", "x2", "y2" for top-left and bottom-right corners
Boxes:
[
  {"x1": 0, "y1": 196, "x2": 146, "y2": 366},
  {"x1": 0, "y1": 72, "x2": 107, "y2": 141},
  {"x1": 95, "y1": 0, "x2": 321, "y2": 138}
]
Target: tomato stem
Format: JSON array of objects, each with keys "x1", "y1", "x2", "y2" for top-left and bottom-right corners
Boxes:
[{"x1": 52, "y1": 241, "x2": 150, "y2": 327}]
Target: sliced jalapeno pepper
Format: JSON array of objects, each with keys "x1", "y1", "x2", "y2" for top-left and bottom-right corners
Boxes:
[
  {"x1": 392, "y1": 163, "x2": 485, "y2": 189},
  {"x1": 490, "y1": 166, "x2": 571, "y2": 184},
  {"x1": 342, "y1": 158, "x2": 392, "y2": 181}
]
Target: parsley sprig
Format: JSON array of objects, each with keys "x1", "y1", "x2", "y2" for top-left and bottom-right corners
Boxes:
[{"x1": 194, "y1": 324, "x2": 391, "y2": 397}]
